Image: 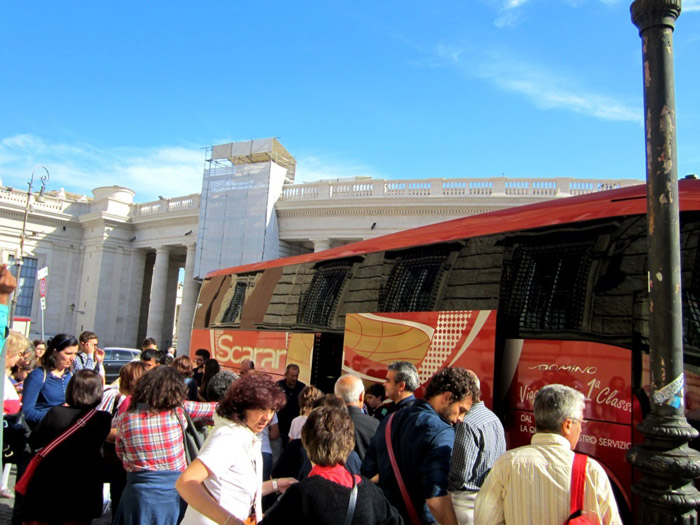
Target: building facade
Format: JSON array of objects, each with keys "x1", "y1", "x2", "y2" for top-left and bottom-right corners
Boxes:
[{"x1": 0, "y1": 138, "x2": 643, "y2": 354}]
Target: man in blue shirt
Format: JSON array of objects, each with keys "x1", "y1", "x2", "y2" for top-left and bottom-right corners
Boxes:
[
  {"x1": 362, "y1": 367, "x2": 479, "y2": 525},
  {"x1": 448, "y1": 370, "x2": 506, "y2": 525},
  {"x1": 382, "y1": 361, "x2": 419, "y2": 416}
]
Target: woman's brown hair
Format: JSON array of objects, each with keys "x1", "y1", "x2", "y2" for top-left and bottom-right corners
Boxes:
[
  {"x1": 66, "y1": 370, "x2": 104, "y2": 409},
  {"x1": 301, "y1": 406, "x2": 355, "y2": 466},
  {"x1": 119, "y1": 361, "x2": 148, "y2": 396},
  {"x1": 171, "y1": 355, "x2": 194, "y2": 378}
]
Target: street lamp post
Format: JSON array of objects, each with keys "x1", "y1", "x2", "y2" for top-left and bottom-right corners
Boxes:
[
  {"x1": 9, "y1": 166, "x2": 49, "y2": 329},
  {"x1": 627, "y1": 0, "x2": 700, "y2": 522}
]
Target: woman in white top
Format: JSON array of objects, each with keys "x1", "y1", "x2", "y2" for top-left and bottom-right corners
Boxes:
[
  {"x1": 177, "y1": 372, "x2": 297, "y2": 525},
  {"x1": 287, "y1": 385, "x2": 323, "y2": 441}
]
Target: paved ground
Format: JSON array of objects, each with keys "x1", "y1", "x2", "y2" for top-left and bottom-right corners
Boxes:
[{"x1": 0, "y1": 464, "x2": 113, "y2": 524}]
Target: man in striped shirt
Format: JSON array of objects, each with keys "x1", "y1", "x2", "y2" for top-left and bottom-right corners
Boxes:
[
  {"x1": 448, "y1": 370, "x2": 506, "y2": 525},
  {"x1": 474, "y1": 384, "x2": 622, "y2": 524}
]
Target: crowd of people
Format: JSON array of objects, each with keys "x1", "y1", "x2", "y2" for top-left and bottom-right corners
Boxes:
[{"x1": 0, "y1": 264, "x2": 623, "y2": 525}]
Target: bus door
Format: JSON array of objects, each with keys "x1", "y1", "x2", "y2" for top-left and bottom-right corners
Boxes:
[{"x1": 310, "y1": 332, "x2": 344, "y2": 393}]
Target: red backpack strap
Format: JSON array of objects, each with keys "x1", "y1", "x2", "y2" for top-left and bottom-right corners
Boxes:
[
  {"x1": 385, "y1": 413, "x2": 422, "y2": 525},
  {"x1": 570, "y1": 453, "x2": 588, "y2": 516}
]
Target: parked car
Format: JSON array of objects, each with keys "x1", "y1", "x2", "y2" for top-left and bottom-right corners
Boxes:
[{"x1": 103, "y1": 347, "x2": 141, "y2": 383}]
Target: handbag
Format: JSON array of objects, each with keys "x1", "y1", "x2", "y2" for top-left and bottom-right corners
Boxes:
[
  {"x1": 385, "y1": 412, "x2": 422, "y2": 525},
  {"x1": 175, "y1": 405, "x2": 207, "y2": 463},
  {"x1": 2, "y1": 412, "x2": 33, "y2": 463},
  {"x1": 14, "y1": 408, "x2": 98, "y2": 496},
  {"x1": 564, "y1": 453, "x2": 593, "y2": 524}
]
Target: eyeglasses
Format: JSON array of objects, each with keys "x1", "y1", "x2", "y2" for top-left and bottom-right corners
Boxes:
[{"x1": 570, "y1": 418, "x2": 588, "y2": 427}]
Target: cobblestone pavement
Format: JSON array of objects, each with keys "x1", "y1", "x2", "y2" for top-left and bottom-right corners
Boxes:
[{"x1": 0, "y1": 465, "x2": 113, "y2": 524}]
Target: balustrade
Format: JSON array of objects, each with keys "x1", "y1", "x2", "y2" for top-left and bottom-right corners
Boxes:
[{"x1": 278, "y1": 177, "x2": 641, "y2": 202}]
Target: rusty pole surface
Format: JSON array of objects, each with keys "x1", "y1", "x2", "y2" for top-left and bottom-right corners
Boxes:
[{"x1": 627, "y1": 0, "x2": 700, "y2": 522}]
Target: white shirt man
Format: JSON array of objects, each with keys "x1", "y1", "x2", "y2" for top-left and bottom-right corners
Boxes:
[{"x1": 474, "y1": 384, "x2": 622, "y2": 525}]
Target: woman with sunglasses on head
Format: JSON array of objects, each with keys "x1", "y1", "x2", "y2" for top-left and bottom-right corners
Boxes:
[{"x1": 21, "y1": 333, "x2": 79, "y2": 429}]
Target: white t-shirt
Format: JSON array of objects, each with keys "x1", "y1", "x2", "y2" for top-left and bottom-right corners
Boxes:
[
  {"x1": 288, "y1": 414, "x2": 307, "y2": 440},
  {"x1": 181, "y1": 418, "x2": 263, "y2": 525}
]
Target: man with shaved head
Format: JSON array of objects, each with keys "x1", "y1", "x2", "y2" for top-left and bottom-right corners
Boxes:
[{"x1": 335, "y1": 374, "x2": 379, "y2": 460}]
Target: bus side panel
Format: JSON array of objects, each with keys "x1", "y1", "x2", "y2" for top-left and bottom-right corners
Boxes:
[
  {"x1": 504, "y1": 339, "x2": 633, "y2": 509},
  {"x1": 189, "y1": 328, "x2": 315, "y2": 382},
  {"x1": 342, "y1": 310, "x2": 497, "y2": 406}
]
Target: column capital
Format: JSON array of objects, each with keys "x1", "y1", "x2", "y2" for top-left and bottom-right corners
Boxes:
[{"x1": 631, "y1": 0, "x2": 681, "y2": 34}]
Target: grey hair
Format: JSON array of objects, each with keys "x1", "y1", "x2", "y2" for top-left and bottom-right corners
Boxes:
[
  {"x1": 334, "y1": 375, "x2": 364, "y2": 404},
  {"x1": 534, "y1": 384, "x2": 585, "y2": 433},
  {"x1": 206, "y1": 370, "x2": 239, "y2": 402},
  {"x1": 388, "y1": 361, "x2": 419, "y2": 393}
]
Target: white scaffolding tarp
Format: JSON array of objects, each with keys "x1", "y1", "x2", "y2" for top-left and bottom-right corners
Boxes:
[{"x1": 194, "y1": 140, "x2": 292, "y2": 279}]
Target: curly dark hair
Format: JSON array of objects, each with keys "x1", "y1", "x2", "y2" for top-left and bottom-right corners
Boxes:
[
  {"x1": 66, "y1": 370, "x2": 104, "y2": 409},
  {"x1": 44, "y1": 333, "x2": 79, "y2": 371},
  {"x1": 217, "y1": 372, "x2": 286, "y2": 423},
  {"x1": 424, "y1": 367, "x2": 479, "y2": 403},
  {"x1": 129, "y1": 366, "x2": 187, "y2": 412},
  {"x1": 301, "y1": 406, "x2": 355, "y2": 466}
]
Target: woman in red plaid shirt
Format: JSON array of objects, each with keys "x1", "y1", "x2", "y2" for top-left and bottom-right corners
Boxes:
[{"x1": 114, "y1": 365, "x2": 217, "y2": 524}]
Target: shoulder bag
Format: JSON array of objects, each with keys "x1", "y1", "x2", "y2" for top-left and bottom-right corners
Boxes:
[
  {"x1": 175, "y1": 405, "x2": 207, "y2": 463},
  {"x1": 564, "y1": 453, "x2": 593, "y2": 525},
  {"x1": 344, "y1": 473, "x2": 358, "y2": 525},
  {"x1": 15, "y1": 408, "x2": 98, "y2": 496},
  {"x1": 385, "y1": 412, "x2": 422, "y2": 525}
]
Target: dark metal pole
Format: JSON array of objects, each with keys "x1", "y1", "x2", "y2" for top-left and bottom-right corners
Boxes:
[
  {"x1": 9, "y1": 166, "x2": 49, "y2": 328},
  {"x1": 627, "y1": 0, "x2": 700, "y2": 522}
]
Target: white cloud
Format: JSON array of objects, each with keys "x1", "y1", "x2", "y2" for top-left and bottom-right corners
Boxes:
[
  {"x1": 434, "y1": 45, "x2": 642, "y2": 124},
  {"x1": 684, "y1": 0, "x2": 700, "y2": 11},
  {"x1": 0, "y1": 135, "x2": 205, "y2": 202},
  {"x1": 0, "y1": 135, "x2": 388, "y2": 201},
  {"x1": 295, "y1": 155, "x2": 386, "y2": 184}
]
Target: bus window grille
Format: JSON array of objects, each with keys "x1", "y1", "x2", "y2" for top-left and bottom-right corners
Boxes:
[
  {"x1": 507, "y1": 241, "x2": 593, "y2": 331},
  {"x1": 686, "y1": 294, "x2": 700, "y2": 349},
  {"x1": 221, "y1": 282, "x2": 247, "y2": 323},
  {"x1": 683, "y1": 245, "x2": 700, "y2": 349},
  {"x1": 298, "y1": 262, "x2": 352, "y2": 326},
  {"x1": 380, "y1": 249, "x2": 449, "y2": 312}
]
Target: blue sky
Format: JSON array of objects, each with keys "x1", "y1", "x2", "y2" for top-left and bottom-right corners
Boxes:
[{"x1": 1, "y1": 1, "x2": 698, "y2": 202}]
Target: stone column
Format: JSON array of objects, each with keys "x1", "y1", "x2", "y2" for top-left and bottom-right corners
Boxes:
[
  {"x1": 313, "y1": 239, "x2": 331, "y2": 252},
  {"x1": 177, "y1": 243, "x2": 200, "y2": 356},
  {"x1": 146, "y1": 246, "x2": 170, "y2": 348}
]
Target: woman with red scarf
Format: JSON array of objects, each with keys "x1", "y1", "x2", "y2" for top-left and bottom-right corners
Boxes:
[{"x1": 261, "y1": 406, "x2": 403, "y2": 525}]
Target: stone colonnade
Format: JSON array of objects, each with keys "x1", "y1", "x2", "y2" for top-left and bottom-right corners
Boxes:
[{"x1": 143, "y1": 243, "x2": 199, "y2": 353}]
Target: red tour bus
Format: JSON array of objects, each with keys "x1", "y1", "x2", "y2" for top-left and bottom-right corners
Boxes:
[{"x1": 191, "y1": 179, "x2": 700, "y2": 520}]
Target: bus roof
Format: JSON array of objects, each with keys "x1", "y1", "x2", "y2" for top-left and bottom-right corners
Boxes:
[{"x1": 207, "y1": 179, "x2": 700, "y2": 278}]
